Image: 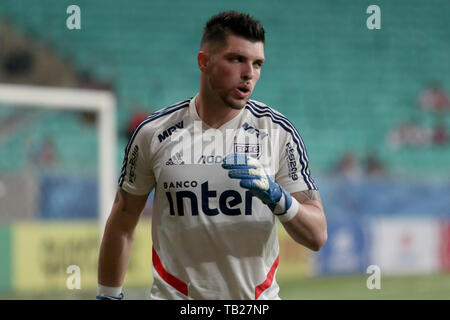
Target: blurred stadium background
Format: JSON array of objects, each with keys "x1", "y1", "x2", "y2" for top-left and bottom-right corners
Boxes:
[{"x1": 0, "y1": 0, "x2": 449, "y2": 299}]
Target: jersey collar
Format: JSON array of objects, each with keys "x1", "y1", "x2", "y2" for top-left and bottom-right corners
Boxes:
[{"x1": 189, "y1": 93, "x2": 247, "y2": 131}]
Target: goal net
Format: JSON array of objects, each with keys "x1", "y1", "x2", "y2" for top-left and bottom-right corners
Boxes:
[
  {"x1": 0, "y1": 84, "x2": 119, "y2": 294},
  {"x1": 0, "y1": 84, "x2": 116, "y2": 231}
]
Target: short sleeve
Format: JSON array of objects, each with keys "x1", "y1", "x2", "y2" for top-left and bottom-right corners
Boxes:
[
  {"x1": 275, "y1": 127, "x2": 317, "y2": 193},
  {"x1": 118, "y1": 126, "x2": 155, "y2": 195}
]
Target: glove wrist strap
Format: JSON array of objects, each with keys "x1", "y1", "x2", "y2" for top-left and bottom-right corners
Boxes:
[
  {"x1": 276, "y1": 196, "x2": 299, "y2": 223},
  {"x1": 273, "y1": 188, "x2": 299, "y2": 223}
]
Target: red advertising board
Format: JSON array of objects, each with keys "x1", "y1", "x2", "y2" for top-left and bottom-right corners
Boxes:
[{"x1": 439, "y1": 222, "x2": 450, "y2": 271}]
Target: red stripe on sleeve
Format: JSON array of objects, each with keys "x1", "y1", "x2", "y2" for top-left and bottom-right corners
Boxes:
[
  {"x1": 152, "y1": 246, "x2": 188, "y2": 296},
  {"x1": 255, "y1": 255, "x2": 279, "y2": 300}
]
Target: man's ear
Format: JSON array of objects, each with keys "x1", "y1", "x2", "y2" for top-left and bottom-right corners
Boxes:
[{"x1": 197, "y1": 51, "x2": 209, "y2": 72}]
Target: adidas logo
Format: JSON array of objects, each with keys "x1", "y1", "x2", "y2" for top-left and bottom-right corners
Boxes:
[{"x1": 166, "y1": 152, "x2": 185, "y2": 165}]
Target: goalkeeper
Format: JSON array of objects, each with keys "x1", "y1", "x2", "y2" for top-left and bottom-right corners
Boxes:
[{"x1": 97, "y1": 10, "x2": 327, "y2": 300}]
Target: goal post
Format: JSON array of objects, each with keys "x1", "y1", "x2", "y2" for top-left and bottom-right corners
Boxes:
[{"x1": 0, "y1": 83, "x2": 116, "y2": 235}]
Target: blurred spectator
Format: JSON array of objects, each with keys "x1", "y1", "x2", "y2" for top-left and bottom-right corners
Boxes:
[
  {"x1": 32, "y1": 137, "x2": 57, "y2": 167},
  {"x1": 81, "y1": 111, "x2": 97, "y2": 127},
  {"x1": 2, "y1": 48, "x2": 34, "y2": 76},
  {"x1": 78, "y1": 70, "x2": 113, "y2": 91},
  {"x1": 331, "y1": 151, "x2": 363, "y2": 180},
  {"x1": 419, "y1": 82, "x2": 449, "y2": 113},
  {"x1": 388, "y1": 121, "x2": 432, "y2": 149},
  {"x1": 432, "y1": 123, "x2": 449, "y2": 145},
  {"x1": 126, "y1": 110, "x2": 149, "y2": 139},
  {"x1": 364, "y1": 152, "x2": 387, "y2": 177},
  {"x1": 77, "y1": 71, "x2": 113, "y2": 127}
]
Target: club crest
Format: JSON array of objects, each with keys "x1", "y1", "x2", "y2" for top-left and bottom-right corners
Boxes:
[{"x1": 234, "y1": 142, "x2": 261, "y2": 159}]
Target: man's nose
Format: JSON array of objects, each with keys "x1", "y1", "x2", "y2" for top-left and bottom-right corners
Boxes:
[{"x1": 241, "y1": 63, "x2": 254, "y2": 80}]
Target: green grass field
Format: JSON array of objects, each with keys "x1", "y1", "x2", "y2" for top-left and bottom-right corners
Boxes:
[
  {"x1": 278, "y1": 273, "x2": 450, "y2": 300},
  {"x1": 1, "y1": 273, "x2": 449, "y2": 300}
]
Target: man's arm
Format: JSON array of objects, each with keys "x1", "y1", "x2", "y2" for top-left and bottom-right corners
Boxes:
[
  {"x1": 280, "y1": 190, "x2": 327, "y2": 251},
  {"x1": 98, "y1": 187, "x2": 149, "y2": 290},
  {"x1": 221, "y1": 154, "x2": 327, "y2": 252}
]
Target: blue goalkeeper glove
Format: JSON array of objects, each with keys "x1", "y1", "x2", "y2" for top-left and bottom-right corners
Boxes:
[{"x1": 222, "y1": 154, "x2": 299, "y2": 222}]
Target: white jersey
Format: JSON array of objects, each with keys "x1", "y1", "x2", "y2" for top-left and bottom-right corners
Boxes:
[{"x1": 119, "y1": 94, "x2": 317, "y2": 300}]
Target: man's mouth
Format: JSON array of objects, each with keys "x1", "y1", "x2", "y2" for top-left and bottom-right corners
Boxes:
[{"x1": 236, "y1": 86, "x2": 250, "y2": 97}]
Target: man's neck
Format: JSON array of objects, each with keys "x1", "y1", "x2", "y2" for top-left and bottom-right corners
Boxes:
[{"x1": 195, "y1": 92, "x2": 242, "y2": 129}]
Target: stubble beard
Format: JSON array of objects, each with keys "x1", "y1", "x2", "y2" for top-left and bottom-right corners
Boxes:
[
  {"x1": 206, "y1": 74, "x2": 251, "y2": 110},
  {"x1": 221, "y1": 90, "x2": 250, "y2": 110}
]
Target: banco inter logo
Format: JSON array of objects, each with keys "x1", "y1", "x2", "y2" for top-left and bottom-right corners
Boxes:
[
  {"x1": 158, "y1": 120, "x2": 183, "y2": 143},
  {"x1": 164, "y1": 181, "x2": 257, "y2": 216}
]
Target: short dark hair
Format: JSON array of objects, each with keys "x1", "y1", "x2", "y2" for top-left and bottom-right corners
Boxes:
[{"x1": 200, "y1": 11, "x2": 265, "y2": 49}]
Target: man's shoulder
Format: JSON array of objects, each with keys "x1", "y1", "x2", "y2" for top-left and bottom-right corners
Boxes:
[
  {"x1": 151, "y1": 98, "x2": 192, "y2": 116},
  {"x1": 133, "y1": 98, "x2": 191, "y2": 135},
  {"x1": 245, "y1": 99, "x2": 296, "y2": 129}
]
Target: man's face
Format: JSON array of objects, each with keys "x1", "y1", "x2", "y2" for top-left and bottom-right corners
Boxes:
[{"x1": 203, "y1": 34, "x2": 265, "y2": 109}]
